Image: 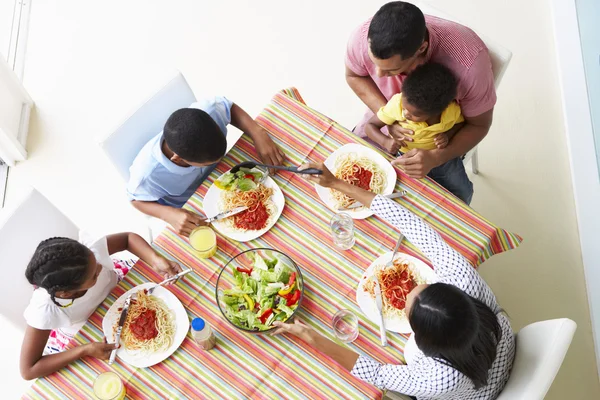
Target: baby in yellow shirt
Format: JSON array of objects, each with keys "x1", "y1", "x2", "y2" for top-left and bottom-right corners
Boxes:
[{"x1": 365, "y1": 62, "x2": 464, "y2": 155}]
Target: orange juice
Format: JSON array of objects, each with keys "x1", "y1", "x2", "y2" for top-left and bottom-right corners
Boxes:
[
  {"x1": 93, "y1": 372, "x2": 126, "y2": 400},
  {"x1": 189, "y1": 226, "x2": 217, "y2": 258}
]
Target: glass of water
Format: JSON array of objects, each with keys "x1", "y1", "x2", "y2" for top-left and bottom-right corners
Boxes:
[
  {"x1": 332, "y1": 309, "x2": 359, "y2": 343},
  {"x1": 330, "y1": 213, "x2": 356, "y2": 250}
]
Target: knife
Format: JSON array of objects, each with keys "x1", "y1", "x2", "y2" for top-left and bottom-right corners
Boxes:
[
  {"x1": 373, "y1": 280, "x2": 388, "y2": 347},
  {"x1": 204, "y1": 206, "x2": 248, "y2": 223},
  {"x1": 109, "y1": 293, "x2": 133, "y2": 365},
  {"x1": 341, "y1": 190, "x2": 408, "y2": 210}
]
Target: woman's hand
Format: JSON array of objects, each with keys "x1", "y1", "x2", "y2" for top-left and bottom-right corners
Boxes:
[
  {"x1": 151, "y1": 256, "x2": 183, "y2": 281},
  {"x1": 271, "y1": 320, "x2": 314, "y2": 342},
  {"x1": 298, "y1": 162, "x2": 338, "y2": 188},
  {"x1": 83, "y1": 340, "x2": 117, "y2": 360}
]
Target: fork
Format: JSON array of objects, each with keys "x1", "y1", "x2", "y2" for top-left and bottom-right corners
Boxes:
[
  {"x1": 385, "y1": 233, "x2": 404, "y2": 268},
  {"x1": 147, "y1": 269, "x2": 192, "y2": 295}
]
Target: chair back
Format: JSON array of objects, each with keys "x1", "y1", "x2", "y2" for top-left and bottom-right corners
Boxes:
[
  {"x1": 497, "y1": 318, "x2": 577, "y2": 400},
  {"x1": 413, "y1": 1, "x2": 512, "y2": 87},
  {"x1": 98, "y1": 72, "x2": 196, "y2": 181},
  {"x1": 0, "y1": 189, "x2": 79, "y2": 330}
]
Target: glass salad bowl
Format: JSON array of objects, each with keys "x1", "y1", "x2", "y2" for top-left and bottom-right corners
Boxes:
[{"x1": 215, "y1": 248, "x2": 304, "y2": 334}]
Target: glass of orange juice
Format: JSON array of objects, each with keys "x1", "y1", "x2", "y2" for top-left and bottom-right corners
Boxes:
[
  {"x1": 93, "y1": 371, "x2": 126, "y2": 400},
  {"x1": 189, "y1": 226, "x2": 217, "y2": 258}
]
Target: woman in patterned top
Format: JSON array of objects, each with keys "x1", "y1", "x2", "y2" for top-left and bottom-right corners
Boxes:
[{"x1": 273, "y1": 162, "x2": 515, "y2": 399}]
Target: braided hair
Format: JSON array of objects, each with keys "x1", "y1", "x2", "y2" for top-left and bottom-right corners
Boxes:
[{"x1": 25, "y1": 237, "x2": 92, "y2": 307}]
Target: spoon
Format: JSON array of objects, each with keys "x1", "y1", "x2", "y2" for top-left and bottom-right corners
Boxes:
[{"x1": 230, "y1": 161, "x2": 322, "y2": 175}]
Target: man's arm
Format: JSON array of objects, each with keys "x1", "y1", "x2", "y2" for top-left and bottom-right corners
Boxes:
[
  {"x1": 393, "y1": 109, "x2": 493, "y2": 178},
  {"x1": 345, "y1": 66, "x2": 388, "y2": 114},
  {"x1": 131, "y1": 200, "x2": 206, "y2": 237},
  {"x1": 230, "y1": 103, "x2": 284, "y2": 166},
  {"x1": 434, "y1": 109, "x2": 493, "y2": 164}
]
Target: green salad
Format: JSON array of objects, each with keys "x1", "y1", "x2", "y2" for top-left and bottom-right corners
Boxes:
[
  {"x1": 215, "y1": 167, "x2": 264, "y2": 192},
  {"x1": 221, "y1": 252, "x2": 301, "y2": 331}
]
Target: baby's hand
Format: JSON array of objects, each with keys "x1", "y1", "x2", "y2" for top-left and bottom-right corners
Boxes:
[{"x1": 435, "y1": 132, "x2": 449, "y2": 149}]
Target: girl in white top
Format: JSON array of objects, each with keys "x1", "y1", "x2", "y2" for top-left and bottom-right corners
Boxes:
[
  {"x1": 273, "y1": 163, "x2": 515, "y2": 400},
  {"x1": 20, "y1": 232, "x2": 182, "y2": 380}
]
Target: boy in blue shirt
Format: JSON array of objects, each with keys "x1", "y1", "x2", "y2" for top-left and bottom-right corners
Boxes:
[{"x1": 127, "y1": 96, "x2": 283, "y2": 236}]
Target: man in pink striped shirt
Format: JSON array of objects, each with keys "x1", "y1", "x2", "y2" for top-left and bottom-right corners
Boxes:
[{"x1": 346, "y1": 2, "x2": 496, "y2": 204}]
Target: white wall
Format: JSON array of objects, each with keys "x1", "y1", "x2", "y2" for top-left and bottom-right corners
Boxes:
[{"x1": 4, "y1": 0, "x2": 599, "y2": 398}]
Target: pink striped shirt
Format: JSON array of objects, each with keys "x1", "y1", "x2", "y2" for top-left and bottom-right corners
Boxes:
[{"x1": 346, "y1": 15, "x2": 496, "y2": 118}]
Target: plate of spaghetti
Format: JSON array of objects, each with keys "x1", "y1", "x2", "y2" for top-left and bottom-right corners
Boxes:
[
  {"x1": 203, "y1": 167, "x2": 284, "y2": 242},
  {"x1": 102, "y1": 283, "x2": 188, "y2": 368},
  {"x1": 356, "y1": 251, "x2": 437, "y2": 333},
  {"x1": 315, "y1": 143, "x2": 396, "y2": 219}
]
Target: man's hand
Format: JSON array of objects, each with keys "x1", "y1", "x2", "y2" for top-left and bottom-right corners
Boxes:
[
  {"x1": 392, "y1": 149, "x2": 441, "y2": 179},
  {"x1": 435, "y1": 132, "x2": 450, "y2": 149},
  {"x1": 165, "y1": 208, "x2": 207, "y2": 237},
  {"x1": 388, "y1": 124, "x2": 413, "y2": 148},
  {"x1": 151, "y1": 256, "x2": 183, "y2": 281},
  {"x1": 253, "y1": 128, "x2": 285, "y2": 167}
]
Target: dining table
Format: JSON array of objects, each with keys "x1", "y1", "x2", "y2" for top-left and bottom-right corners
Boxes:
[{"x1": 24, "y1": 87, "x2": 522, "y2": 400}]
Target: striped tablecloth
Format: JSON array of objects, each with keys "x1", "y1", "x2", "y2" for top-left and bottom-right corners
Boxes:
[{"x1": 25, "y1": 88, "x2": 522, "y2": 400}]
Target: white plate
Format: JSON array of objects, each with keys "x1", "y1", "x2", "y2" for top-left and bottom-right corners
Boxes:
[
  {"x1": 203, "y1": 174, "x2": 285, "y2": 242},
  {"x1": 356, "y1": 252, "x2": 438, "y2": 333},
  {"x1": 102, "y1": 283, "x2": 188, "y2": 368},
  {"x1": 315, "y1": 143, "x2": 397, "y2": 219}
]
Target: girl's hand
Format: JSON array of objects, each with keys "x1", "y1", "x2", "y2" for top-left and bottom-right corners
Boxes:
[
  {"x1": 298, "y1": 162, "x2": 338, "y2": 188},
  {"x1": 152, "y1": 256, "x2": 183, "y2": 281},
  {"x1": 83, "y1": 341, "x2": 117, "y2": 360}
]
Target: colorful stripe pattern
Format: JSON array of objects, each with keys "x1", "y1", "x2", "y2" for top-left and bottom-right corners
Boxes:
[{"x1": 25, "y1": 88, "x2": 521, "y2": 400}]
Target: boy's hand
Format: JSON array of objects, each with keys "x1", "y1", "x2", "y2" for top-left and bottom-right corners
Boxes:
[
  {"x1": 165, "y1": 208, "x2": 207, "y2": 237},
  {"x1": 435, "y1": 132, "x2": 449, "y2": 149},
  {"x1": 151, "y1": 256, "x2": 183, "y2": 280},
  {"x1": 388, "y1": 123, "x2": 413, "y2": 148},
  {"x1": 382, "y1": 136, "x2": 401, "y2": 155},
  {"x1": 253, "y1": 128, "x2": 285, "y2": 167}
]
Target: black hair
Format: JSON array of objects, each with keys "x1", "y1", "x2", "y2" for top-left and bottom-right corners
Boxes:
[
  {"x1": 409, "y1": 283, "x2": 502, "y2": 389},
  {"x1": 25, "y1": 237, "x2": 92, "y2": 307},
  {"x1": 402, "y1": 63, "x2": 458, "y2": 116},
  {"x1": 368, "y1": 1, "x2": 426, "y2": 60},
  {"x1": 163, "y1": 108, "x2": 227, "y2": 163}
]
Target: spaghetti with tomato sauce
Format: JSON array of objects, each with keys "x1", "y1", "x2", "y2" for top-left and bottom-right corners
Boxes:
[
  {"x1": 363, "y1": 258, "x2": 425, "y2": 319},
  {"x1": 221, "y1": 184, "x2": 276, "y2": 232},
  {"x1": 331, "y1": 153, "x2": 386, "y2": 209}
]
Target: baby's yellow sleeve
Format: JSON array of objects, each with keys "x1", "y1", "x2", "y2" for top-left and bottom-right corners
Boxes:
[{"x1": 377, "y1": 94, "x2": 404, "y2": 125}]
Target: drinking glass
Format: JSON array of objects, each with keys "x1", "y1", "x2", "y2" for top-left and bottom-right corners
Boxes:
[
  {"x1": 93, "y1": 371, "x2": 126, "y2": 400},
  {"x1": 331, "y1": 309, "x2": 359, "y2": 343},
  {"x1": 330, "y1": 213, "x2": 355, "y2": 250},
  {"x1": 189, "y1": 226, "x2": 217, "y2": 258}
]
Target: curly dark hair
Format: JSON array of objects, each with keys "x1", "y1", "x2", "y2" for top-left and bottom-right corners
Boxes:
[
  {"x1": 402, "y1": 62, "x2": 458, "y2": 116},
  {"x1": 164, "y1": 108, "x2": 227, "y2": 164},
  {"x1": 25, "y1": 237, "x2": 92, "y2": 307}
]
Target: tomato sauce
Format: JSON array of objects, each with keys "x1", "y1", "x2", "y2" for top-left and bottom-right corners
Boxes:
[
  {"x1": 350, "y1": 166, "x2": 373, "y2": 190},
  {"x1": 234, "y1": 201, "x2": 269, "y2": 230},
  {"x1": 129, "y1": 309, "x2": 158, "y2": 341}
]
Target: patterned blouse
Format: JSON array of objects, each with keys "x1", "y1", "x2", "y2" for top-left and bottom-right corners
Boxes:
[{"x1": 351, "y1": 196, "x2": 515, "y2": 399}]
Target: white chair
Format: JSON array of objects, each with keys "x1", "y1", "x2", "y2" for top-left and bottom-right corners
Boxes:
[
  {"x1": 496, "y1": 318, "x2": 577, "y2": 400},
  {"x1": 98, "y1": 71, "x2": 196, "y2": 182},
  {"x1": 386, "y1": 318, "x2": 577, "y2": 400},
  {"x1": 0, "y1": 188, "x2": 79, "y2": 330},
  {"x1": 98, "y1": 72, "x2": 197, "y2": 239},
  {"x1": 413, "y1": 1, "x2": 513, "y2": 174}
]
